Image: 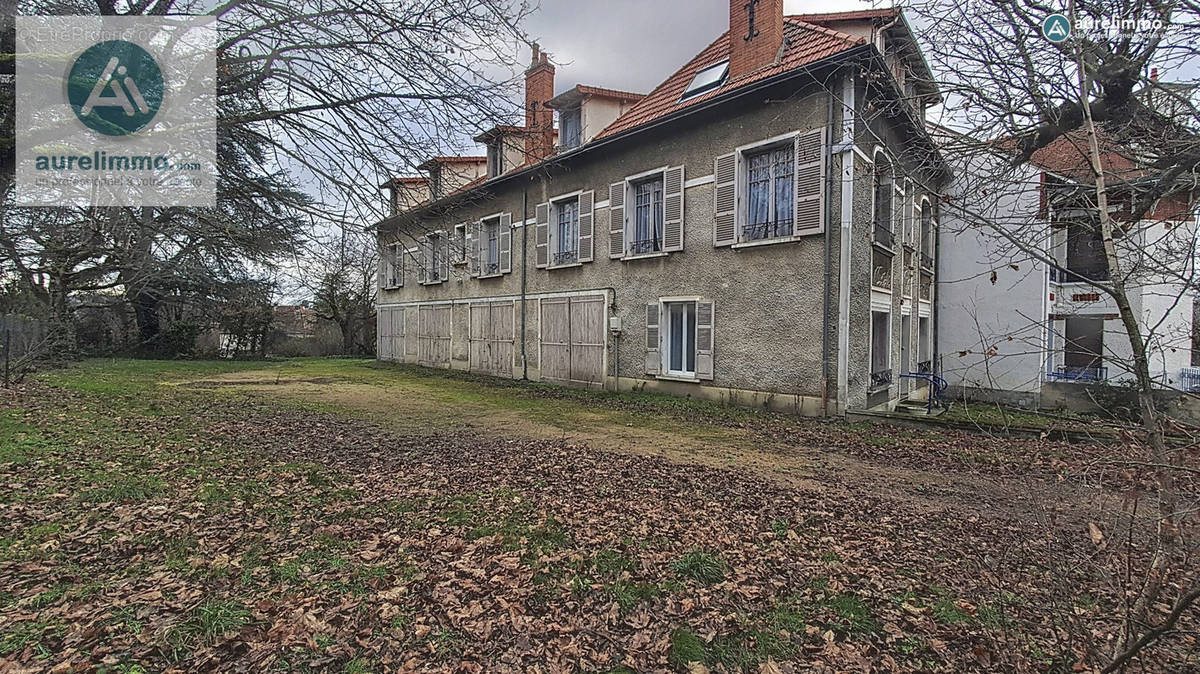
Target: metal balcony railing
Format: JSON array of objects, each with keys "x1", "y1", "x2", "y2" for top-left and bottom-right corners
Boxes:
[
  {"x1": 873, "y1": 223, "x2": 894, "y2": 249},
  {"x1": 552, "y1": 250, "x2": 578, "y2": 266},
  {"x1": 628, "y1": 238, "x2": 662, "y2": 255},
  {"x1": 483, "y1": 262, "x2": 500, "y2": 276},
  {"x1": 917, "y1": 360, "x2": 932, "y2": 374},
  {"x1": 1180, "y1": 367, "x2": 1200, "y2": 392},
  {"x1": 1050, "y1": 265, "x2": 1109, "y2": 283},
  {"x1": 743, "y1": 220, "x2": 793, "y2": 241},
  {"x1": 1046, "y1": 365, "x2": 1108, "y2": 382},
  {"x1": 870, "y1": 368, "x2": 892, "y2": 390}
]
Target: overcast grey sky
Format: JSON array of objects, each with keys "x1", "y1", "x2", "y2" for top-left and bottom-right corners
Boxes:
[{"x1": 523, "y1": 0, "x2": 883, "y2": 97}]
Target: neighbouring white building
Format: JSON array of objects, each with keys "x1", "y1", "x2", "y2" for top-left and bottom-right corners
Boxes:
[{"x1": 937, "y1": 129, "x2": 1198, "y2": 408}]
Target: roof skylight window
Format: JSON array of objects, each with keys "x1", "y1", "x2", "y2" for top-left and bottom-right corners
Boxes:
[{"x1": 680, "y1": 60, "x2": 729, "y2": 101}]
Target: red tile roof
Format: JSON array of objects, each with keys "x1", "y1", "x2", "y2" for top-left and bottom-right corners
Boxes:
[
  {"x1": 1028, "y1": 131, "x2": 1143, "y2": 181},
  {"x1": 428, "y1": 156, "x2": 486, "y2": 164},
  {"x1": 596, "y1": 18, "x2": 862, "y2": 139}
]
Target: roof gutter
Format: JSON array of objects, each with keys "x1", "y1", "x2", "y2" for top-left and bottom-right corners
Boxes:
[{"x1": 374, "y1": 43, "x2": 876, "y2": 231}]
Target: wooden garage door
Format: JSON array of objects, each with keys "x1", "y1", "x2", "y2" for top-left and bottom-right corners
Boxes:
[
  {"x1": 377, "y1": 306, "x2": 404, "y2": 361},
  {"x1": 469, "y1": 301, "x2": 515, "y2": 377},
  {"x1": 418, "y1": 304, "x2": 451, "y2": 367},
  {"x1": 540, "y1": 294, "x2": 606, "y2": 387}
]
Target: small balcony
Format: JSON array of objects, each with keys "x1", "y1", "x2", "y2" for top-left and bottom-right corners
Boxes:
[
  {"x1": 1046, "y1": 365, "x2": 1108, "y2": 382},
  {"x1": 1050, "y1": 264, "x2": 1109, "y2": 284},
  {"x1": 628, "y1": 238, "x2": 662, "y2": 255},
  {"x1": 743, "y1": 220, "x2": 793, "y2": 242},
  {"x1": 1180, "y1": 367, "x2": 1200, "y2": 392},
  {"x1": 483, "y1": 261, "x2": 500, "y2": 276},
  {"x1": 917, "y1": 360, "x2": 932, "y2": 374},
  {"x1": 552, "y1": 250, "x2": 578, "y2": 266},
  {"x1": 870, "y1": 368, "x2": 892, "y2": 390}
]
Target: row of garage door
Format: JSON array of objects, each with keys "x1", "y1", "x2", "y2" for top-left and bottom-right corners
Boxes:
[{"x1": 377, "y1": 294, "x2": 607, "y2": 386}]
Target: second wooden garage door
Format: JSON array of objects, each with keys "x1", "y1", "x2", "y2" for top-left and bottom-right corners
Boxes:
[
  {"x1": 540, "y1": 294, "x2": 606, "y2": 387},
  {"x1": 469, "y1": 301, "x2": 515, "y2": 377}
]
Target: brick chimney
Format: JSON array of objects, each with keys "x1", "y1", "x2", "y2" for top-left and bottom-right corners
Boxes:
[
  {"x1": 728, "y1": 0, "x2": 784, "y2": 81},
  {"x1": 524, "y1": 43, "x2": 555, "y2": 163}
]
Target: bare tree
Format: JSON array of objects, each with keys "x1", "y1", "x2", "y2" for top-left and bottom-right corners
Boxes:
[{"x1": 910, "y1": 0, "x2": 1200, "y2": 666}]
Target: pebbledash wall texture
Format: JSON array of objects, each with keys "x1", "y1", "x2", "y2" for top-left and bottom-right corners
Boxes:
[{"x1": 376, "y1": 66, "x2": 942, "y2": 414}]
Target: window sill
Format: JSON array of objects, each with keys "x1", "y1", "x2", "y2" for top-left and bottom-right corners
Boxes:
[
  {"x1": 381, "y1": 285, "x2": 402, "y2": 291},
  {"x1": 622, "y1": 251, "x2": 669, "y2": 261},
  {"x1": 655, "y1": 373, "x2": 700, "y2": 383},
  {"x1": 871, "y1": 240, "x2": 895, "y2": 254},
  {"x1": 870, "y1": 286, "x2": 893, "y2": 294},
  {"x1": 548, "y1": 261, "x2": 584, "y2": 270},
  {"x1": 477, "y1": 272, "x2": 505, "y2": 280},
  {"x1": 730, "y1": 236, "x2": 796, "y2": 251}
]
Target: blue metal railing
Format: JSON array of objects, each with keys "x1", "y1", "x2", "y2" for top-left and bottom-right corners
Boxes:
[
  {"x1": 1046, "y1": 365, "x2": 1107, "y2": 382},
  {"x1": 1180, "y1": 367, "x2": 1200, "y2": 392},
  {"x1": 900, "y1": 370, "x2": 948, "y2": 414}
]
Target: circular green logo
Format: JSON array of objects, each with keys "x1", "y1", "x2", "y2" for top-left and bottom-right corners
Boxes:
[{"x1": 67, "y1": 40, "x2": 164, "y2": 136}]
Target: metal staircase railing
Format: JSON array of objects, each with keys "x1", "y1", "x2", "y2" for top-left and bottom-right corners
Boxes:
[{"x1": 899, "y1": 370, "x2": 949, "y2": 415}]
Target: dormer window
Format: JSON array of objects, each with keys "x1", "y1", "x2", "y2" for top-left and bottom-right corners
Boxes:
[
  {"x1": 560, "y1": 106, "x2": 582, "y2": 150},
  {"x1": 428, "y1": 167, "x2": 442, "y2": 199},
  {"x1": 486, "y1": 142, "x2": 504, "y2": 178},
  {"x1": 680, "y1": 60, "x2": 728, "y2": 101}
]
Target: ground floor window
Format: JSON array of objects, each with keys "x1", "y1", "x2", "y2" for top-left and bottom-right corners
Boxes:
[
  {"x1": 665, "y1": 301, "x2": 697, "y2": 376},
  {"x1": 870, "y1": 310, "x2": 891, "y2": 390},
  {"x1": 917, "y1": 316, "x2": 931, "y2": 373},
  {"x1": 1062, "y1": 316, "x2": 1105, "y2": 380}
]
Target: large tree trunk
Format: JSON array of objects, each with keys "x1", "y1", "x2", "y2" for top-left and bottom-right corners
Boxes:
[{"x1": 131, "y1": 289, "x2": 162, "y2": 353}]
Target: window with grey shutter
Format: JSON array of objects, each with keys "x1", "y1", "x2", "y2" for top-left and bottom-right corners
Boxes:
[
  {"x1": 713, "y1": 152, "x2": 737, "y2": 246},
  {"x1": 794, "y1": 127, "x2": 825, "y2": 235},
  {"x1": 663, "y1": 166, "x2": 684, "y2": 252},
  {"x1": 645, "y1": 302, "x2": 660, "y2": 375},
  {"x1": 695, "y1": 300, "x2": 714, "y2": 380},
  {"x1": 392, "y1": 244, "x2": 405, "y2": 287},
  {"x1": 499, "y1": 213, "x2": 513, "y2": 273},
  {"x1": 377, "y1": 250, "x2": 386, "y2": 289},
  {"x1": 609, "y1": 181, "x2": 625, "y2": 258},
  {"x1": 535, "y1": 202, "x2": 549, "y2": 268},
  {"x1": 439, "y1": 233, "x2": 450, "y2": 283},
  {"x1": 578, "y1": 190, "x2": 594, "y2": 262},
  {"x1": 416, "y1": 239, "x2": 428, "y2": 285},
  {"x1": 469, "y1": 221, "x2": 480, "y2": 276}
]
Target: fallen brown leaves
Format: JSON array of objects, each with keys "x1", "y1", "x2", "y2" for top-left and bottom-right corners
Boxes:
[{"x1": 0, "y1": 373, "x2": 1193, "y2": 672}]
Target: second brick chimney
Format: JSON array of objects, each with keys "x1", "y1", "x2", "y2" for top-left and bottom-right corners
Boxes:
[
  {"x1": 525, "y1": 43, "x2": 555, "y2": 163},
  {"x1": 728, "y1": 0, "x2": 784, "y2": 81}
]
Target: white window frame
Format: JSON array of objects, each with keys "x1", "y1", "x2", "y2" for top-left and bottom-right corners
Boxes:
[
  {"x1": 654, "y1": 295, "x2": 704, "y2": 381},
  {"x1": 871, "y1": 147, "x2": 896, "y2": 252},
  {"x1": 486, "y1": 141, "x2": 504, "y2": 178},
  {"x1": 729, "y1": 131, "x2": 801, "y2": 249},
  {"x1": 422, "y1": 231, "x2": 446, "y2": 285},
  {"x1": 622, "y1": 165, "x2": 669, "y2": 259},
  {"x1": 559, "y1": 106, "x2": 582, "y2": 150},
  {"x1": 869, "y1": 308, "x2": 892, "y2": 392},
  {"x1": 919, "y1": 195, "x2": 935, "y2": 269},
  {"x1": 548, "y1": 190, "x2": 583, "y2": 269},
  {"x1": 453, "y1": 223, "x2": 467, "y2": 264},
  {"x1": 478, "y1": 213, "x2": 504, "y2": 278}
]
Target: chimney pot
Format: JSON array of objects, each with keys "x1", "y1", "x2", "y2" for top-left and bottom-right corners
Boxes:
[
  {"x1": 524, "y1": 46, "x2": 555, "y2": 162},
  {"x1": 1150, "y1": 67, "x2": 1159, "y2": 82}
]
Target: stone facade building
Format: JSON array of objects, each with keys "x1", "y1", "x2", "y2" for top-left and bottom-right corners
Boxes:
[{"x1": 374, "y1": 2, "x2": 946, "y2": 415}]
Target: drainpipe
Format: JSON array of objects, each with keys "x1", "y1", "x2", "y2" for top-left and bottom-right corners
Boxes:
[
  {"x1": 521, "y1": 186, "x2": 529, "y2": 380},
  {"x1": 821, "y1": 90, "x2": 836, "y2": 417},
  {"x1": 835, "y1": 68, "x2": 857, "y2": 415}
]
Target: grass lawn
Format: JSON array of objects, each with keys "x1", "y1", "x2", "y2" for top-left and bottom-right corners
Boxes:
[{"x1": 0, "y1": 358, "x2": 1193, "y2": 672}]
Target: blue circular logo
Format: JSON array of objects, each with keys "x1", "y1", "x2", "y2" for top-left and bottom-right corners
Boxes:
[
  {"x1": 67, "y1": 40, "x2": 164, "y2": 136},
  {"x1": 1042, "y1": 14, "x2": 1072, "y2": 43}
]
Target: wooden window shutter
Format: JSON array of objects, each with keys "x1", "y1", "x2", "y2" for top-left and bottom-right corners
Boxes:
[
  {"x1": 377, "y1": 247, "x2": 386, "y2": 289},
  {"x1": 793, "y1": 127, "x2": 825, "y2": 235},
  {"x1": 394, "y1": 244, "x2": 404, "y2": 287},
  {"x1": 535, "y1": 202, "x2": 549, "y2": 268},
  {"x1": 696, "y1": 300, "x2": 714, "y2": 380},
  {"x1": 608, "y1": 181, "x2": 625, "y2": 258},
  {"x1": 713, "y1": 152, "x2": 737, "y2": 246},
  {"x1": 663, "y1": 166, "x2": 685, "y2": 252},
  {"x1": 893, "y1": 179, "x2": 904, "y2": 244},
  {"x1": 468, "y1": 221, "x2": 480, "y2": 276},
  {"x1": 499, "y1": 213, "x2": 513, "y2": 274},
  {"x1": 578, "y1": 190, "x2": 595, "y2": 262},
  {"x1": 439, "y1": 234, "x2": 450, "y2": 283},
  {"x1": 645, "y1": 302, "x2": 661, "y2": 375}
]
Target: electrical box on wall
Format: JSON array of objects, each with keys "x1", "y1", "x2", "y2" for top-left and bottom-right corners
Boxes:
[{"x1": 609, "y1": 316, "x2": 622, "y2": 333}]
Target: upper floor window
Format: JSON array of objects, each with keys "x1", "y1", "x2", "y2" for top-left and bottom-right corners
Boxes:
[
  {"x1": 453, "y1": 223, "x2": 467, "y2": 263},
  {"x1": 428, "y1": 168, "x2": 442, "y2": 199},
  {"x1": 480, "y1": 217, "x2": 501, "y2": 276},
  {"x1": 486, "y1": 142, "x2": 504, "y2": 178},
  {"x1": 379, "y1": 243, "x2": 403, "y2": 289},
  {"x1": 744, "y1": 145, "x2": 794, "y2": 241},
  {"x1": 919, "y1": 198, "x2": 934, "y2": 269},
  {"x1": 872, "y1": 151, "x2": 895, "y2": 249},
  {"x1": 553, "y1": 197, "x2": 579, "y2": 265},
  {"x1": 712, "y1": 128, "x2": 825, "y2": 248},
  {"x1": 631, "y1": 176, "x2": 664, "y2": 255},
  {"x1": 560, "y1": 107, "x2": 582, "y2": 150},
  {"x1": 424, "y1": 232, "x2": 442, "y2": 282}
]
